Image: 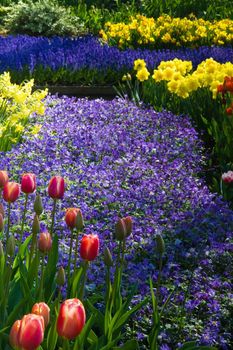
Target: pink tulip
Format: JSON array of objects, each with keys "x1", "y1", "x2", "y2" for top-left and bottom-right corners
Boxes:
[
  {"x1": 21, "y1": 173, "x2": 36, "y2": 194},
  {"x1": 48, "y1": 176, "x2": 65, "y2": 199}
]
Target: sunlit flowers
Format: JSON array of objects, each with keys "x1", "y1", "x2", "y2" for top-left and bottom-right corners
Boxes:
[{"x1": 57, "y1": 298, "x2": 86, "y2": 340}]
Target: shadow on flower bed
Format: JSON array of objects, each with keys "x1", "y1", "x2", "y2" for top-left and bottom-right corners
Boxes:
[{"x1": 0, "y1": 96, "x2": 232, "y2": 348}]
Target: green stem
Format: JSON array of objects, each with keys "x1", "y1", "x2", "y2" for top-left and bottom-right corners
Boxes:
[
  {"x1": 74, "y1": 229, "x2": 80, "y2": 272},
  {"x1": 50, "y1": 199, "x2": 57, "y2": 237},
  {"x1": 29, "y1": 229, "x2": 37, "y2": 265},
  {"x1": 38, "y1": 254, "x2": 45, "y2": 300},
  {"x1": 6, "y1": 202, "x2": 10, "y2": 242},
  {"x1": 20, "y1": 194, "x2": 29, "y2": 245},
  {"x1": 105, "y1": 266, "x2": 111, "y2": 304},
  {"x1": 67, "y1": 229, "x2": 74, "y2": 284},
  {"x1": 156, "y1": 254, "x2": 163, "y2": 304},
  {"x1": 79, "y1": 260, "x2": 89, "y2": 302},
  {"x1": 62, "y1": 338, "x2": 70, "y2": 350}
]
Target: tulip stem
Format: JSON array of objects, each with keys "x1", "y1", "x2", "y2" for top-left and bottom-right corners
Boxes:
[
  {"x1": 74, "y1": 229, "x2": 80, "y2": 272},
  {"x1": 79, "y1": 260, "x2": 89, "y2": 301},
  {"x1": 62, "y1": 338, "x2": 70, "y2": 350},
  {"x1": 156, "y1": 254, "x2": 163, "y2": 304},
  {"x1": 38, "y1": 254, "x2": 46, "y2": 300},
  {"x1": 29, "y1": 228, "x2": 37, "y2": 265},
  {"x1": 67, "y1": 228, "x2": 74, "y2": 284},
  {"x1": 105, "y1": 266, "x2": 111, "y2": 303},
  {"x1": 20, "y1": 194, "x2": 29, "y2": 246},
  {"x1": 6, "y1": 202, "x2": 11, "y2": 242},
  {"x1": 50, "y1": 199, "x2": 57, "y2": 236}
]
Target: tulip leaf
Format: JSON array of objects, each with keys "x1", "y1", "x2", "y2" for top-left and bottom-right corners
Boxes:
[
  {"x1": 73, "y1": 313, "x2": 97, "y2": 349},
  {"x1": 27, "y1": 251, "x2": 40, "y2": 289},
  {"x1": 71, "y1": 266, "x2": 83, "y2": 298},
  {"x1": 44, "y1": 234, "x2": 59, "y2": 300},
  {"x1": 86, "y1": 299, "x2": 105, "y2": 332},
  {"x1": 19, "y1": 234, "x2": 32, "y2": 259},
  {"x1": 6, "y1": 296, "x2": 28, "y2": 326},
  {"x1": 87, "y1": 329, "x2": 98, "y2": 345},
  {"x1": 46, "y1": 317, "x2": 58, "y2": 350}
]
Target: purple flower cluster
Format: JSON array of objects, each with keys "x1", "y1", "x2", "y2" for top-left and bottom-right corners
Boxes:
[
  {"x1": 0, "y1": 35, "x2": 233, "y2": 83},
  {"x1": 0, "y1": 96, "x2": 232, "y2": 347}
]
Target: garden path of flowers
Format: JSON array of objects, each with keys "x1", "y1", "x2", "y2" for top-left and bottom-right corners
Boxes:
[{"x1": 1, "y1": 96, "x2": 232, "y2": 347}]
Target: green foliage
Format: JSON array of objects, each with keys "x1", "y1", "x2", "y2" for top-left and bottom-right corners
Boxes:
[
  {"x1": 4, "y1": 0, "x2": 87, "y2": 36},
  {"x1": 139, "y1": 0, "x2": 233, "y2": 20}
]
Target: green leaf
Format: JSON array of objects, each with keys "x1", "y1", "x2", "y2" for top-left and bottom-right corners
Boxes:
[
  {"x1": 71, "y1": 266, "x2": 83, "y2": 298},
  {"x1": 46, "y1": 318, "x2": 58, "y2": 350}
]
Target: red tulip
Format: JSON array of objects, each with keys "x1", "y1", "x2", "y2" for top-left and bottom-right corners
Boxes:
[
  {"x1": 18, "y1": 314, "x2": 44, "y2": 350},
  {"x1": 80, "y1": 234, "x2": 99, "y2": 261},
  {"x1": 48, "y1": 176, "x2": 65, "y2": 199},
  {"x1": 57, "y1": 298, "x2": 86, "y2": 340},
  {"x1": 21, "y1": 173, "x2": 36, "y2": 194},
  {"x1": 38, "y1": 232, "x2": 52, "y2": 253},
  {"x1": 9, "y1": 319, "x2": 21, "y2": 349},
  {"x1": 226, "y1": 107, "x2": 233, "y2": 115},
  {"x1": 32, "y1": 302, "x2": 50, "y2": 327},
  {"x1": 65, "y1": 208, "x2": 83, "y2": 229},
  {"x1": 0, "y1": 170, "x2": 8, "y2": 188},
  {"x1": 3, "y1": 182, "x2": 20, "y2": 203}
]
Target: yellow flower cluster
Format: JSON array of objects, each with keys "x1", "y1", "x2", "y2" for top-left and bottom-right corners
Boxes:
[
  {"x1": 150, "y1": 58, "x2": 233, "y2": 98},
  {"x1": 0, "y1": 72, "x2": 48, "y2": 151},
  {"x1": 100, "y1": 14, "x2": 233, "y2": 48},
  {"x1": 134, "y1": 59, "x2": 150, "y2": 82}
]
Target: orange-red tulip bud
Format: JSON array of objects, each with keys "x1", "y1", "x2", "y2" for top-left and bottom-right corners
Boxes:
[
  {"x1": 3, "y1": 182, "x2": 20, "y2": 203},
  {"x1": 80, "y1": 234, "x2": 99, "y2": 261},
  {"x1": 226, "y1": 107, "x2": 233, "y2": 115},
  {"x1": 0, "y1": 170, "x2": 8, "y2": 188},
  {"x1": 9, "y1": 319, "x2": 21, "y2": 350},
  {"x1": 48, "y1": 176, "x2": 65, "y2": 199},
  {"x1": 123, "y1": 216, "x2": 133, "y2": 237},
  {"x1": 65, "y1": 208, "x2": 79, "y2": 229},
  {"x1": 32, "y1": 302, "x2": 50, "y2": 327},
  {"x1": 18, "y1": 314, "x2": 44, "y2": 350},
  {"x1": 56, "y1": 298, "x2": 86, "y2": 340},
  {"x1": 38, "y1": 232, "x2": 52, "y2": 253},
  {"x1": 21, "y1": 173, "x2": 36, "y2": 194}
]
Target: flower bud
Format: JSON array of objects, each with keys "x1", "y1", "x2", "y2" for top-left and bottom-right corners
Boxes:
[
  {"x1": 0, "y1": 213, "x2": 4, "y2": 232},
  {"x1": 57, "y1": 298, "x2": 86, "y2": 340},
  {"x1": 115, "y1": 218, "x2": 127, "y2": 241},
  {"x1": 38, "y1": 232, "x2": 52, "y2": 254},
  {"x1": 226, "y1": 107, "x2": 233, "y2": 115},
  {"x1": 33, "y1": 194, "x2": 43, "y2": 216},
  {"x1": 75, "y1": 208, "x2": 84, "y2": 230},
  {"x1": 18, "y1": 314, "x2": 44, "y2": 350},
  {"x1": 104, "y1": 247, "x2": 113, "y2": 267},
  {"x1": 123, "y1": 216, "x2": 133, "y2": 237},
  {"x1": 9, "y1": 319, "x2": 21, "y2": 350},
  {"x1": 0, "y1": 202, "x2": 5, "y2": 218},
  {"x1": 32, "y1": 302, "x2": 50, "y2": 327},
  {"x1": 21, "y1": 173, "x2": 36, "y2": 194},
  {"x1": 6, "y1": 235, "x2": 15, "y2": 256},
  {"x1": 0, "y1": 170, "x2": 9, "y2": 188},
  {"x1": 80, "y1": 234, "x2": 99, "y2": 261},
  {"x1": 65, "y1": 208, "x2": 79, "y2": 229},
  {"x1": 155, "y1": 234, "x2": 165, "y2": 256},
  {"x1": 222, "y1": 170, "x2": 233, "y2": 184},
  {"x1": 48, "y1": 176, "x2": 65, "y2": 200},
  {"x1": 32, "y1": 214, "x2": 40, "y2": 235},
  {"x1": 3, "y1": 182, "x2": 20, "y2": 203},
  {"x1": 56, "y1": 266, "x2": 66, "y2": 286}
]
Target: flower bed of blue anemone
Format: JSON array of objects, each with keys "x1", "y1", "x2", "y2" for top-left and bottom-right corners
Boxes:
[
  {"x1": 1, "y1": 96, "x2": 232, "y2": 348},
  {"x1": 1, "y1": 35, "x2": 233, "y2": 85}
]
